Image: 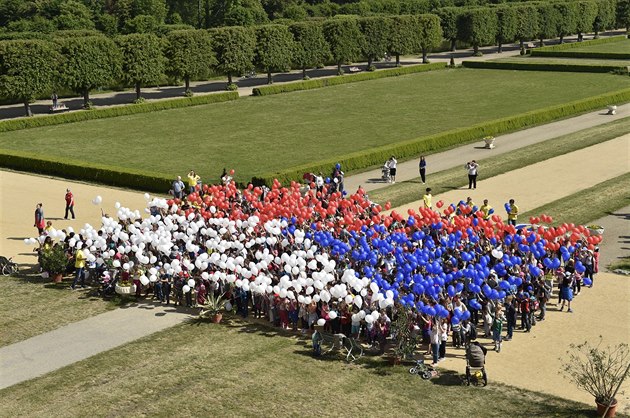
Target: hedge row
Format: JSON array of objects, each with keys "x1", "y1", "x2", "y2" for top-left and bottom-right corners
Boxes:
[
  {"x1": 0, "y1": 91, "x2": 239, "y2": 133},
  {"x1": 0, "y1": 149, "x2": 172, "y2": 193},
  {"x1": 462, "y1": 60, "x2": 627, "y2": 73},
  {"x1": 530, "y1": 50, "x2": 630, "y2": 59},
  {"x1": 252, "y1": 87, "x2": 630, "y2": 186},
  {"x1": 251, "y1": 63, "x2": 448, "y2": 96},
  {"x1": 532, "y1": 35, "x2": 627, "y2": 52}
]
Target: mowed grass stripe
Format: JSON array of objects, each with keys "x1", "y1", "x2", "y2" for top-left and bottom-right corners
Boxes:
[
  {"x1": 0, "y1": 69, "x2": 629, "y2": 183},
  {"x1": 371, "y1": 117, "x2": 630, "y2": 208}
]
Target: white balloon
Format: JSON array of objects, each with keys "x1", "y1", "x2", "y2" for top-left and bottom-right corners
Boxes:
[
  {"x1": 140, "y1": 275, "x2": 150, "y2": 286},
  {"x1": 183, "y1": 285, "x2": 191, "y2": 293},
  {"x1": 188, "y1": 279, "x2": 195, "y2": 287},
  {"x1": 113, "y1": 260, "x2": 121, "y2": 268},
  {"x1": 317, "y1": 318, "x2": 326, "y2": 326},
  {"x1": 329, "y1": 311, "x2": 338, "y2": 320},
  {"x1": 122, "y1": 263, "x2": 130, "y2": 271}
]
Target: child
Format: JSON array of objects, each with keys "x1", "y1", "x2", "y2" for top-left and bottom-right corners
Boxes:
[
  {"x1": 491, "y1": 307, "x2": 504, "y2": 353},
  {"x1": 312, "y1": 329, "x2": 323, "y2": 356}
]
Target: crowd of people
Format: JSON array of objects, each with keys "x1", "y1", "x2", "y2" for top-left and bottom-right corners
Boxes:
[{"x1": 29, "y1": 168, "x2": 602, "y2": 365}]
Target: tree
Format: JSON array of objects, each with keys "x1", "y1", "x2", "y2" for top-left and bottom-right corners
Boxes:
[
  {"x1": 618, "y1": 0, "x2": 630, "y2": 31},
  {"x1": 209, "y1": 26, "x2": 256, "y2": 85},
  {"x1": 289, "y1": 21, "x2": 330, "y2": 79},
  {"x1": 555, "y1": 2, "x2": 578, "y2": 43},
  {"x1": 358, "y1": 16, "x2": 390, "y2": 69},
  {"x1": 164, "y1": 29, "x2": 215, "y2": 94},
  {"x1": 576, "y1": 0, "x2": 598, "y2": 41},
  {"x1": 116, "y1": 33, "x2": 165, "y2": 100},
  {"x1": 437, "y1": 7, "x2": 462, "y2": 51},
  {"x1": 0, "y1": 39, "x2": 58, "y2": 116},
  {"x1": 209, "y1": 0, "x2": 268, "y2": 27},
  {"x1": 514, "y1": 4, "x2": 539, "y2": 50},
  {"x1": 593, "y1": 0, "x2": 616, "y2": 38},
  {"x1": 387, "y1": 15, "x2": 419, "y2": 66},
  {"x1": 495, "y1": 6, "x2": 517, "y2": 53},
  {"x1": 417, "y1": 14, "x2": 442, "y2": 63},
  {"x1": 254, "y1": 24, "x2": 294, "y2": 84},
  {"x1": 53, "y1": 0, "x2": 95, "y2": 30},
  {"x1": 323, "y1": 18, "x2": 364, "y2": 74},
  {"x1": 57, "y1": 36, "x2": 121, "y2": 108},
  {"x1": 536, "y1": 2, "x2": 559, "y2": 47},
  {"x1": 458, "y1": 7, "x2": 497, "y2": 56}
]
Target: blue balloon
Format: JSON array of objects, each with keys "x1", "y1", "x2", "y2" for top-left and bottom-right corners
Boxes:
[
  {"x1": 583, "y1": 278, "x2": 592, "y2": 286},
  {"x1": 335, "y1": 163, "x2": 341, "y2": 169},
  {"x1": 451, "y1": 317, "x2": 460, "y2": 325},
  {"x1": 447, "y1": 285, "x2": 456, "y2": 297}
]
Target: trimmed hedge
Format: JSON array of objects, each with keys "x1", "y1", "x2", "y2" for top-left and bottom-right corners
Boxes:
[
  {"x1": 0, "y1": 149, "x2": 172, "y2": 193},
  {"x1": 532, "y1": 35, "x2": 626, "y2": 52},
  {"x1": 531, "y1": 35, "x2": 630, "y2": 59},
  {"x1": 462, "y1": 60, "x2": 627, "y2": 73},
  {"x1": 0, "y1": 91, "x2": 240, "y2": 133},
  {"x1": 252, "y1": 87, "x2": 630, "y2": 186},
  {"x1": 251, "y1": 62, "x2": 448, "y2": 96}
]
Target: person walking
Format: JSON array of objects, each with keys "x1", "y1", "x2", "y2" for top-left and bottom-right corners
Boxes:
[
  {"x1": 34, "y1": 203, "x2": 45, "y2": 235},
  {"x1": 64, "y1": 188, "x2": 75, "y2": 219},
  {"x1": 172, "y1": 176, "x2": 185, "y2": 199},
  {"x1": 422, "y1": 188, "x2": 432, "y2": 209},
  {"x1": 465, "y1": 161, "x2": 479, "y2": 189},
  {"x1": 507, "y1": 199, "x2": 519, "y2": 226},
  {"x1": 51, "y1": 92, "x2": 58, "y2": 109},
  {"x1": 71, "y1": 242, "x2": 87, "y2": 290},
  {"x1": 387, "y1": 156, "x2": 398, "y2": 183},
  {"x1": 419, "y1": 156, "x2": 426, "y2": 184}
]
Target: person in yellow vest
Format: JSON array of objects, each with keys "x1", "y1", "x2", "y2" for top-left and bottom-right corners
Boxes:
[
  {"x1": 187, "y1": 170, "x2": 200, "y2": 194},
  {"x1": 507, "y1": 199, "x2": 519, "y2": 226},
  {"x1": 422, "y1": 188, "x2": 432, "y2": 209},
  {"x1": 480, "y1": 199, "x2": 493, "y2": 220},
  {"x1": 71, "y1": 243, "x2": 87, "y2": 290},
  {"x1": 466, "y1": 196, "x2": 475, "y2": 207}
]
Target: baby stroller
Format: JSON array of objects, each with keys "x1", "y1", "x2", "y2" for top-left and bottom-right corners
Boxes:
[
  {"x1": 97, "y1": 270, "x2": 118, "y2": 297},
  {"x1": 381, "y1": 164, "x2": 391, "y2": 182},
  {"x1": 465, "y1": 341, "x2": 488, "y2": 386},
  {"x1": 409, "y1": 359, "x2": 439, "y2": 380}
]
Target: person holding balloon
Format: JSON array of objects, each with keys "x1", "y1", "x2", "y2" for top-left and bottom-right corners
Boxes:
[{"x1": 506, "y1": 199, "x2": 519, "y2": 226}]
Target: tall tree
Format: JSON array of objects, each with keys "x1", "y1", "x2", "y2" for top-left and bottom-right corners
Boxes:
[
  {"x1": 53, "y1": 0, "x2": 95, "y2": 30},
  {"x1": 513, "y1": 4, "x2": 539, "y2": 50},
  {"x1": 358, "y1": 16, "x2": 390, "y2": 69},
  {"x1": 495, "y1": 5, "x2": 517, "y2": 53},
  {"x1": 116, "y1": 33, "x2": 165, "y2": 100},
  {"x1": 209, "y1": 26, "x2": 255, "y2": 85},
  {"x1": 164, "y1": 29, "x2": 215, "y2": 93},
  {"x1": 0, "y1": 39, "x2": 58, "y2": 116},
  {"x1": 618, "y1": 0, "x2": 630, "y2": 31},
  {"x1": 457, "y1": 7, "x2": 497, "y2": 56},
  {"x1": 436, "y1": 7, "x2": 462, "y2": 51},
  {"x1": 323, "y1": 18, "x2": 364, "y2": 74},
  {"x1": 536, "y1": 2, "x2": 559, "y2": 47},
  {"x1": 387, "y1": 15, "x2": 419, "y2": 66},
  {"x1": 554, "y1": 2, "x2": 578, "y2": 44},
  {"x1": 254, "y1": 24, "x2": 294, "y2": 84},
  {"x1": 417, "y1": 13, "x2": 442, "y2": 63},
  {"x1": 575, "y1": 0, "x2": 598, "y2": 41},
  {"x1": 289, "y1": 21, "x2": 330, "y2": 79},
  {"x1": 593, "y1": 0, "x2": 617, "y2": 38},
  {"x1": 57, "y1": 35, "x2": 121, "y2": 108}
]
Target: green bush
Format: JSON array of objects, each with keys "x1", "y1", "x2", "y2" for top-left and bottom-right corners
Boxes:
[
  {"x1": 531, "y1": 35, "x2": 629, "y2": 58},
  {"x1": 251, "y1": 62, "x2": 448, "y2": 96},
  {"x1": 532, "y1": 34, "x2": 625, "y2": 51},
  {"x1": 0, "y1": 91, "x2": 239, "y2": 133},
  {"x1": 0, "y1": 149, "x2": 172, "y2": 192},
  {"x1": 462, "y1": 60, "x2": 627, "y2": 73},
  {"x1": 252, "y1": 87, "x2": 630, "y2": 186}
]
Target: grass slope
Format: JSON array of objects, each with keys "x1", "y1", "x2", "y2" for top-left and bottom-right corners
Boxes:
[
  {"x1": 0, "y1": 317, "x2": 596, "y2": 417},
  {"x1": 1, "y1": 69, "x2": 629, "y2": 184},
  {"x1": 565, "y1": 38, "x2": 630, "y2": 54},
  {"x1": 492, "y1": 55, "x2": 630, "y2": 66}
]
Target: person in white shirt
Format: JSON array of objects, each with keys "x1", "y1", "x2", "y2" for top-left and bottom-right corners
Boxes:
[
  {"x1": 465, "y1": 160, "x2": 479, "y2": 189},
  {"x1": 387, "y1": 155, "x2": 398, "y2": 183}
]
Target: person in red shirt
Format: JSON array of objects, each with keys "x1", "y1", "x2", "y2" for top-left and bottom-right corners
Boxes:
[{"x1": 64, "y1": 188, "x2": 75, "y2": 219}]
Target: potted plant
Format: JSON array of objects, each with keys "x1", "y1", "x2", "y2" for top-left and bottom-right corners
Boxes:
[
  {"x1": 199, "y1": 292, "x2": 228, "y2": 323},
  {"x1": 561, "y1": 337, "x2": 630, "y2": 418},
  {"x1": 587, "y1": 224, "x2": 605, "y2": 235},
  {"x1": 40, "y1": 245, "x2": 67, "y2": 283},
  {"x1": 483, "y1": 136, "x2": 495, "y2": 149},
  {"x1": 115, "y1": 278, "x2": 136, "y2": 295}
]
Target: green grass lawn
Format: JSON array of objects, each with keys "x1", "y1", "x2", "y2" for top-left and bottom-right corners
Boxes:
[
  {"x1": 564, "y1": 38, "x2": 630, "y2": 54},
  {"x1": 492, "y1": 55, "x2": 630, "y2": 66},
  {"x1": 0, "y1": 317, "x2": 596, "y2": 417},
  {"x1": 1, "y1": 69, "x2": 630, "y2": 184}
]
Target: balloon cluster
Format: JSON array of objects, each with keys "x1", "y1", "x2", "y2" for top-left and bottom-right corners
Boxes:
[{"x1": 29, "y1": 174, "x2": 601, "y2": 319}]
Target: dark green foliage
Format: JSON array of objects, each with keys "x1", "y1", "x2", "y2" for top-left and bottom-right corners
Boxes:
[
  {"x1": 575, "y1": 0, "x2": 598, "y2": 41},
  {"x1": 616, "y1": 0, "x2": 630, "y2": 31},
  {"x1": 164, "y1": 29, "x2": 216, "y2": 92},
  {"x1": 116, "y1": 33, "x2": 166, "y2": 100},
  {"x1": 289, "y1": 21, "x2": 331, "y2": 79},
  {"x1": 437, "y1": 7, "x2": 462, "y2": 51},
  {"x1": 417, "y1": 14, "x2": 442, "y2": 63},
  {"x1": 514, "y1": 4, "x2": 539, "y2": 48},
  {"x1": 57, "y1": 36, "x2": 122, "y2": 107},
  {"x1": 209, "y1": 26, "x2": 256, "y2": 84},
  {"x1": 536, "y1": 2, "x2": 560, "y2": 46},
  {"x1": 0, "y1": 39, "x2": 59, "y2": 116},
  {"x1": 554, "y1": 2, "x2": 579, "y2": 43},
  {"x1": 358, "y1": 16, "x2": 390, "y2": 68},
  {"x1": 593, "y1": 0, "x2": 617, "y2": 36},
  {"x1": 495, "y1": 5, "x2": 517, "y2": 53},
  {"x1": 254, "y1": 24, "x2": 295, "y2": 84},
  {"x1": 461, "y1": 60, "x2": 627, "y2": 73},
  {"x1": 323, "y1": 18, "x2": 364, "y2": 73},
  {"x1": 458, "y1": 7, "x2": 498, "y2": 55},
  {"x1": 53, "y1": 0, "x2": 95, "y2": 30},
  {"x1": 388, "y1": 15, "x2": 419, "y2": 65}
]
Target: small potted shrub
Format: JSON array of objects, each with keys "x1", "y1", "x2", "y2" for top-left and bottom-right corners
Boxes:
[
  {"x1": 40, "y1": 245, "x2": 67, "y2": 283},
  {"x1": 115, "y1": 277, "x2": 136, "y2": 295},
  {"x1": 587, "y1": 224, "x2": 605, "y2": 235},
  {"x1": 199, "y1": 292, "x2": 228, "y2": 323},
  {"x1": 561, "y1": 337, "x2": 630, "y2": 418}
]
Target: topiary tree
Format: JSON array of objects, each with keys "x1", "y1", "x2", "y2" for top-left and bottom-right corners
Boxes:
[
  {"x1": 289, "y1": 21, "x2": 331, "y2": 79},
  {"x1": 555, "y1": 2, "x2": 579, "y2": 44},
  {"x1": 358, "y1": 16, "x2": 390, "y2": 69},
  {"x1": 323, "y1": 18, "x2": 364, "y2": 75},
  {"x1": 593, "y1": 0, "x2": 617, "y2": 38},
  {"x1": 417, "y1": 13, "x2": 442, "y2": 63},
  {"x1": 536, "y1": 2, "x2": 559, "y2": 47},
  {"x1": 618, "y1": 0, "x2": 630, "y2": 32},
  {"x1": 0, "y1": 39, "x2": 59, "y2": 116},
  {"x1": 53, "y1": 0, "x2": 95, "y2": 30},
  {"x1": 437, "y1": 7, "x2": 461, "y2": 52},
  {"x1": 458, "y1": 7, "x2": 497, "y2": 56},
  {"x1": 209, "y1": 26, "x2": 256, "y2": 86},
  {"x1": 57, "y1": 36, "x2": 121, "y2": 108},
  {"x1": 387, "y1": 15, "x2": 419, "y2": 66},
  {"x1": 164, "y1": 29, "x2": 215, "y2": 94},
  {"x1": 116, "y1": 33, "x2": 166, "y2": 101},
  {"x1": 514, "y1": 4, "x2": 539, "y2": 50},
  {"x1": 254, "y1": 24, "x2": 294, "y2": 84},
  {"x1": 576, "y1": 0, "x2": 598, "y2": 42},
  {"x1": 495, "y1": 5, "x2": 517, "y2": 53}
]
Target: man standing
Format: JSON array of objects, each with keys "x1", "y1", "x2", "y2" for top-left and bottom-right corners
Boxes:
[
  {"x1": 465, "y1": 160, "x2": 479, "y2": 189},
  {"x1": 480, "y1": 199, "x2": 492, "y2": 220},
  {"x1": 422, "y1": 187, "x2": 432, "y2": 209},
  {"x1": 387, "y1": 156, "x2": 397, "y2": 183},
  {"x1": 418, "y1": 156, "x2": 426, "y2": 184},
  {"x1": 34, "y1": 203, "x2": 45, "y2": 235},
  {"x1": 507, "y1": 199, "x2": 519, "y2": 226},
  {"x1": 172, "y1": 176, "x2": 185, "y2": 199},
  {"x1": 187, "y1": 170, "x2": 200, "y2": 195},
  {"x1": 64, "y1": 188, "x2": 75, "y2": 219},
  {"x1": 72, "y1": 243, "x2": 87, "y2": 290}
]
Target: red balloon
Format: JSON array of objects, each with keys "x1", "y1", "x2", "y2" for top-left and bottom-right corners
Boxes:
[{"x1": 436, "y1": 200, "x2": 444, "y2": 209}]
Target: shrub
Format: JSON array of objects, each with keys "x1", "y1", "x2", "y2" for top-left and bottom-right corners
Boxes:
[
  {"x1": 531, "y1": 35, "x2": 628, "y2": 58},
  {"x1": 0, "y1": 91, "x2": 239, "y2": 133},
  {"x1": 252, "y1": 62, "x2": 447, "y2": 96},
  {"x1": 462, "y1": 60, "x2": 627, "y2": 74}
]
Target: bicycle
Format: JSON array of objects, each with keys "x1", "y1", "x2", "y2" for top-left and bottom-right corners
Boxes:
[
  {"x1": 0, "y1": 256, "x2": 19, "y2": 276},
  {"x1": 409, "y1": 359, "x2": 438, "y2": 380}
]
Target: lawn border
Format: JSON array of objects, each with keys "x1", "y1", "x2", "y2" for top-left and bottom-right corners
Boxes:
[
  {"x1": 531, "y1": 35, "x2": 630, "y2": 59},
  {"x1": 462, "y1": 60, "x2": 627, "y2": 74}
]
